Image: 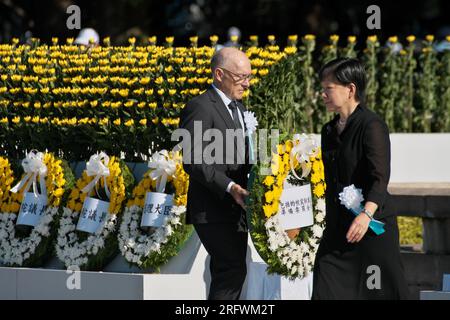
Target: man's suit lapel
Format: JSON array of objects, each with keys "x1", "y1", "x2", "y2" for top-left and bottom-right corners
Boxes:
[{"x1": 207, "y1": 88, "x2": 235, "y2": 129}]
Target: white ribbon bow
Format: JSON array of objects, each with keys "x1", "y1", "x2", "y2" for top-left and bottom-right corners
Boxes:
[
  {"x1": 10, "y1": 150, "x2": 48, "y2": 199},
  {"x1": 81, "y1": 152, "x2": 111, "y2": 199},
  {"x1": 148, "y1": 150, "x2": 177, "y2": 193},
  {"x1": 289, "y1": 133, "x2": 319, "y2": 180}
]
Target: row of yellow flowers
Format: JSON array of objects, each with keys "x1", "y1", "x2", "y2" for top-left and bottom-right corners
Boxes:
[
  {"x1": 0, "y1": 115, "x2": 179, "y2": 126},
  {"x1": 0, "y1": 36, "x2": 297, "y2": 159}
]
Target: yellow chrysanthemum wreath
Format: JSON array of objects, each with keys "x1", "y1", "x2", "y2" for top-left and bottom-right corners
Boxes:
[
  {"x1": 118, "y1": 150, "x2": 193, "y2": 271},
  {"x1": 247, "y1": 135, "x2": 327, "y2": 279},
  {"x1": 0, "y1": 153, "x2": 74, "y2": 267},
  {"x1": 55, "y1": 155, "x2": 134, "y2": 270}
]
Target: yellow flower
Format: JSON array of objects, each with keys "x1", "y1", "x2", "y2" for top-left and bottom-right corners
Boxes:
[
  {"x1": 348, "y1": 35, "x2": 357, "y2": 43},
  {"x1": 124, "y1": 119, "x2": 134, "y2": 127},
  {"x1": 367, "y1": 35, "x2": 378, "y2": 43},
  {"x1": 310, "y1": 172, "x2": 321, "y2": 184},
  {"x1": 284, "y1": 47, "x2": 297, "y2": 54},
  {"x1": 304, "y1": 34, "x2": 315, "y2": 41},
  {"x1": 313, "y1": 183, "x2": 325, "y2": 198},
  {"x1": 426, "y1": 34, "x2": 434, "y2": 42},
  {"x1": 407, "y1": 35, "x2": 416, "y2": 43},
  {"x1": 330, "y1": 34, "x2": 339, "y2": 42},
  {"x1": 140, "y1": 77, "x2": 150, "y2": 85},
  {"x1": 267, "y1": 35, "x2": 275, "y2": 42},
  {"x1": 165, "y1": 37, "x2": 174, "y2": 44},
  {"x1": 139, "y1": 119, "x2": 147, "y2": 126},
  {"x1": 288, "y1": 35, "x2": 298, "y2": 42},
  {"x1": 263, "y1": 175, "x2": 275, "y2": 187},
  {"x1": 113, "y1": 118, "x2": 121, "y2": 126},
  {"x1": 230, "y1": 35, "x2": 239, "y2": 43},
  {"x1": 388, "y1": 36, "x2": 398, "y2": 43},
  {"x1": 210, "y1": 35, "x2": 218, "y2": 44},
  {"x1": 263, "y1": 204, "x2": 274, "y2": 218},
  {"x1": 272, "y1": 186, "x2": 282, "y2": 200},
  {"x1": 265, "y1": 190, "x2": 274, "y2": 203},
  {"x1": 53, "y1": 188, "x2": 64, "y2": 197}
]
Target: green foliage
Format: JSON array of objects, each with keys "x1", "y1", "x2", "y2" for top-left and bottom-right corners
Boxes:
[
  {"x1": 137, "y1": 220, "x2": 194, "y2": 272},
  {"x1": 397, "y1": 216, "x2": 423, "y2": 245}
]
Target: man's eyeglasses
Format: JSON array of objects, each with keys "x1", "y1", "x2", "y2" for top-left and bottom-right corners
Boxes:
[{"x1": 218, "y1": 67, "x2": 253, "y2": 83}]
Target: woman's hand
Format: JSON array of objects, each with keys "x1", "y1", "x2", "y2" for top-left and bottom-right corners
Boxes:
[{"x1": 346, "y1": 212, "x2": 371, "y2": 243}]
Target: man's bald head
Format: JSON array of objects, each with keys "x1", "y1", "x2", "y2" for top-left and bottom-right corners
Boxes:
[
  {"x1": 211, "y1": 47, "x2": 252, "y2": 101},
  {"x1": 211, "y1": 47, "x2": 250, "y2": 73}
]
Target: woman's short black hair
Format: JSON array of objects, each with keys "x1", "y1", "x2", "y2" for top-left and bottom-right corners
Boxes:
[{"x1": 319, "y1": 58, "x2": 367, "y2": 103}]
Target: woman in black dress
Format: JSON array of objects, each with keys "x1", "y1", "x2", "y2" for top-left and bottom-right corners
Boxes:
[{"x1": 312, "y1": 58, "x2": 410, "y2": 299}]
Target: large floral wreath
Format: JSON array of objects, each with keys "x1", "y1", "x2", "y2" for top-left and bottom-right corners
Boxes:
[
  {"x1": 55, "y1": 153, "x2": 134, "y2": 270},
  {"x1": 118, "y1": 150, "x2": 193, "y2": 271},
  {"x1": 247, "y1": 134, "x2": 326, "y2": 279},
  {"x1": 0, "y1": 152, "x2": 74, "y2": 267}
]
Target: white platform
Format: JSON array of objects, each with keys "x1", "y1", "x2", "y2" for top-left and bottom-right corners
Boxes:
[{"x1": 0, "y1": 231, "x2": 313, "y2": 300}]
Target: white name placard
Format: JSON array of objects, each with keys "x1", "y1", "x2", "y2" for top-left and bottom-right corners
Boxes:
[
  {"x1": 277, "y1": 183, "x2": 314, "y2": 230},
  {"x1": 141, "y1": 192, "x2": 173, "y2": 227},
  {"x1": 76, "y1": 197, "x2": 110, "y2": 234},
  {"x1": 16, "y1": 192, "x2": 48, "y2": 227}
]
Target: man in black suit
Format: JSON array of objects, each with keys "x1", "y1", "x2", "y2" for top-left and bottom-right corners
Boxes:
[{"x1": 180, "y1": 47, "x2": 253, "y2": 300}]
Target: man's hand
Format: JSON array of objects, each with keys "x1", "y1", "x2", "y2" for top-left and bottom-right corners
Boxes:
[{"x1": 230, "y1": 184, "x2": 249, "y2": 209}]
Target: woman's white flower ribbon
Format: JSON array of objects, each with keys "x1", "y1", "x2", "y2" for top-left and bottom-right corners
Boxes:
[
  {"x1": 81, "y1": 152, "x2": 111, "y2": 199},
  {"x1": 148, "y1": 150, "x2": 177, "y2": 193},
  {"x1": 243, "y1": 111, "x2": 258, "y2": 163},
  {"x1": 339, "y1": 184, "x2": 385, "y2": 235},
  {"x1": 10, "y1": 150, "x2": 48, "y2": 198},
  {"x1": 289, "y1": 133, "x2": 319, "y2": 180}
]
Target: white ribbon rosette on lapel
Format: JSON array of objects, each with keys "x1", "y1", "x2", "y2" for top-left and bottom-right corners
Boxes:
[{"x1": 243, "y1": 111, "x2": 258, "y2": 163}]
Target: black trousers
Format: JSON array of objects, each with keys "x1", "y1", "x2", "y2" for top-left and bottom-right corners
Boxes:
[{"x1": 194, "y1": 223, "x2": 248, "y2": 300}]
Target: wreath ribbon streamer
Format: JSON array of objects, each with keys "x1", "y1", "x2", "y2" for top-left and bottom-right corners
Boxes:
[
  {"x1": 289, "y1": 133, "x2": 319, "y2": 180},
  {"x1": 10, "y1": 150, "x2": 48, "y2": 199},
  {"x1": 147, "y1": 150, "x2": 177, "y2": 193},
  {"x1": 81, "y1": 152, "x2": 111, "y2": 199}
]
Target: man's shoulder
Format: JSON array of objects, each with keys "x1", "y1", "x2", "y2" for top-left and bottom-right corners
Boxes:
[
  {"x1": 188, "y1": 88, "x2": 214, "y2": 106},
  {"x1": 181, "y1": 89, "x2": 214, "y2": 119}
]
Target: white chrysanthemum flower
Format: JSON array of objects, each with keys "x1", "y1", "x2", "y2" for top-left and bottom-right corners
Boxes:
[{"x1": 312, "y1": 225, "x2": 323, "y2": 238}]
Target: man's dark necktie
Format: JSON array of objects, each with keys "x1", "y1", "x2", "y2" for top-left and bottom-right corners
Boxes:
[
  {"x1": 228, "y1": 101, "x2": 242, "y2": 130},
  {"x1": 228, "y1": 100, "x2": 249, "y2": 166}
]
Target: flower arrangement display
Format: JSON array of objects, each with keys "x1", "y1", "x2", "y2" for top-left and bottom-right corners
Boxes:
[
  {"x1": 246, "y1": 134, "x2": 326, "y2": 279},
  {"x1": 55, "y1": 152, "x2": 134, "y2": 270},
  {"x1": 0, "y1": 151, "x2": 75, "y2": 267},
  {"x1": 118, "y1": 149, "x2": 192, "y2": 271},
  {"x1": 0, "y1": 36, "x2": 291, "y2": 160}
]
